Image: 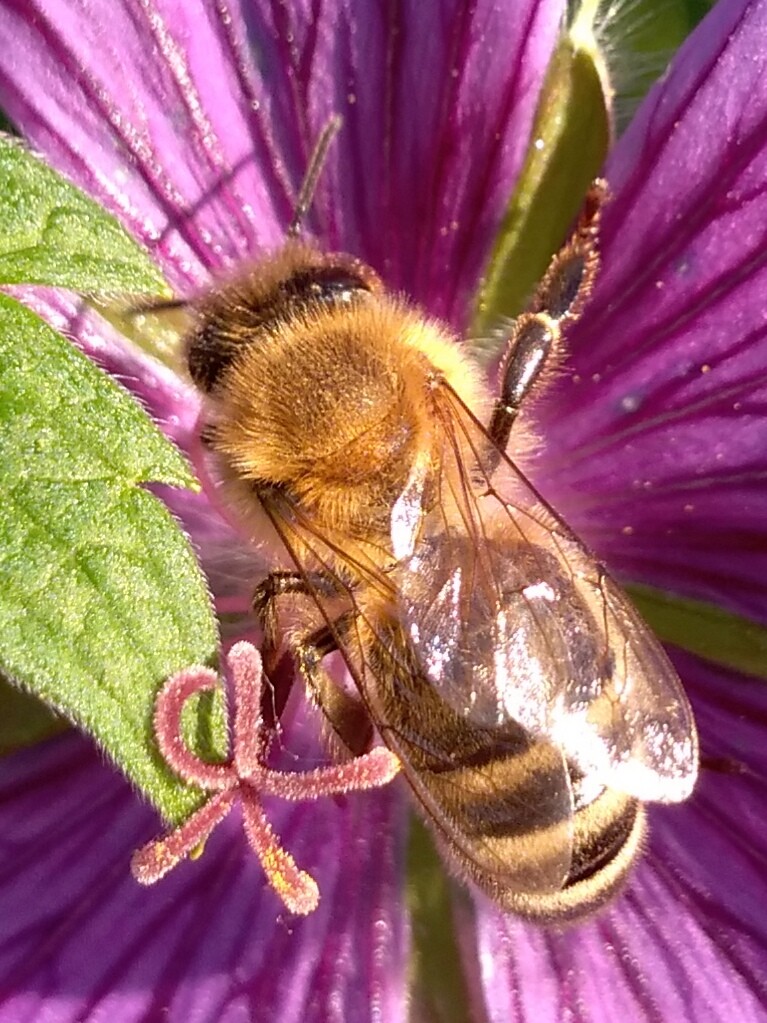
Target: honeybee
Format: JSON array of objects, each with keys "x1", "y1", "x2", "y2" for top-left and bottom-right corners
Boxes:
[{"x1": 182, "y1": 118, "x2": 697, "y2": 922}]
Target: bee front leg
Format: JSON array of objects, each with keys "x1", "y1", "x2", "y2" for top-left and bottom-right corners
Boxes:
[
  {"x1": 296, "y1": 616, "x2": 374, "y2": 757},
  {"x1": 488, "y1": 180, "x2": 606, "y2": 454}
]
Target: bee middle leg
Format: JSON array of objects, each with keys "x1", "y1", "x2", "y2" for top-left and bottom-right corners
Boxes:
[
  {"x1": 251, "y1": 569, "x2": 341, "y2": 729},
  {"x1": 252, "y1": 573, "x2": 371, "y2": 754},
  {"x1": 252, "y1": 570, "x2": 339, "y2": 665},
  {"x1": 488, "y1": 180, "x2": 606, "y2": 454},
  {"x1": 295, "y1": 615, "x2": 374, "y2": 757}
]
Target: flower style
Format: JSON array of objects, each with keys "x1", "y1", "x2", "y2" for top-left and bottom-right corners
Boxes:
[
  {"x1": 132, "y1": 642, "x2": 400, "y2": 916},
  {"x1": 1, "y1": 0, "x2": 767, "y2": 1021}
]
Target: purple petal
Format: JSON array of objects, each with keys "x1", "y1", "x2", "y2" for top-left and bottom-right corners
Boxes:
[
  {"x1": 0, "y1": 727, "x2": 409, "y2": 1022},
  {"x1": 474, "y1": 651, "x2": 767, "y2": 1022},
  {"x1": 0, "y1": 0, "x2": 563, "y2": 322},
  {"x1": 532, "y1": 0, "x2": 767, "y2": 623},
  {"x1": 0, "y1": 0, "x2": 281, "y2": 290}
]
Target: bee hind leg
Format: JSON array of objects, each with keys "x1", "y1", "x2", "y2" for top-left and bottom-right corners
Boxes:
[{"x1": 487, "y1": 179, "x2": 606, "y2": 454}]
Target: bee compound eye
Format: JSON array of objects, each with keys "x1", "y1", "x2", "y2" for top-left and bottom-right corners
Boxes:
[
  {"x1": 280, "y1": 266, "x2": 374, "y2": 305},
  {"x1": 186, "y1": 321, "x2": 238, "y2": 393}
]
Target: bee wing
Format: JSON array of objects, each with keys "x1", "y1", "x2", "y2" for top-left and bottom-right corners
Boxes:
[
  {"x1": 261, "y1": 491, "x2": 576, "y2": 895},
  {"x1": 393, "y1": 383, "x2": 698, "y2": 805},
  {"x1": 549, "y1": 550, "x2": 698, "y2": 803}
]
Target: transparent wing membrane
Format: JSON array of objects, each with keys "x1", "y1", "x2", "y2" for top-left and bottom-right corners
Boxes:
[{"x1": 394, "y1": 383, "x2": 698, "y2": 803}]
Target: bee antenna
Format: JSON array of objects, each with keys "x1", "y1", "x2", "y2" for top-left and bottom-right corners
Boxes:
[{"x1": 287, "y1": 113, "x2": 343, "y2": 239}]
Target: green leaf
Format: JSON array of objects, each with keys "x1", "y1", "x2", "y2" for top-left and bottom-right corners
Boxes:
[
  {"x1": 0, "y1": 134, "x2": 170, "y2": 294},
  {"x1": 471, "y1": 19, "x2": 610, "y2": 351},
  {"x1": 628, "y1": 584, "x2": 767, "y2": 681},
  {"x1": 0, "y1": 294, "x2": 223, "y2": 823},
  {"x1": 406, "y1": 816, "x2": 473, "y2": 1023},
  {"x1": 597, "y1": 0, "x2": 715, "y2": 134}
]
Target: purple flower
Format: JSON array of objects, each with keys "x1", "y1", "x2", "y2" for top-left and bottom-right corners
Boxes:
[{"x1": 1, "y1": 0, "x2": 766, "y2": 1020}]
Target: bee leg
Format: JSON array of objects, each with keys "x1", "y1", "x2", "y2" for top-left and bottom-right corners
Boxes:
[
  {"x1": 488, "y1": 179, "x2": 606, "y2": 453},
  {"x1": 252, "y1": 570, "x2": 341, "y2": 730},
  {"x1": 487, "y1": 315, "x2": 558, "y2": 453},
  {"x1": 252, "y1": 570, "x2": 339, "y2": 668},
  {"x1": 296, "y1": 617, "x2": 374, "y2": 757}
]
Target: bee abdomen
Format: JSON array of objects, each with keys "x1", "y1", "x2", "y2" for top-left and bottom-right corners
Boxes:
[
  {"x1": 495, "y1": 789, "x2": 645, "y2": 924},
  {"x1": 413, "y1": 734, "x2": 645, "y2": 923},
  {"x1": 567, "y1": 789, "x2": 640, "y2": 886},
  {"x1": 413, "y1": 735, "x2": 577, "y2": 897}
]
